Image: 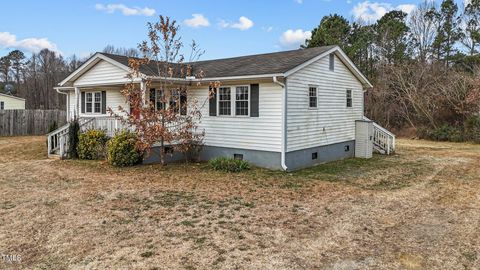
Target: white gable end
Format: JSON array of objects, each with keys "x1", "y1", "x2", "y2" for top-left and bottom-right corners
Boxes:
[
  {"x1": 74, "y1": 60, "x2": 129, "y2": 87},
  {"x1": 286, "y1": 53, "x2": 364, "y2": 152}
]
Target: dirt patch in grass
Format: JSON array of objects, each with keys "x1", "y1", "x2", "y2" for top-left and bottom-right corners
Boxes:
[{"x1": 0, "y1": 136, "x2": 479, "y2": 269}]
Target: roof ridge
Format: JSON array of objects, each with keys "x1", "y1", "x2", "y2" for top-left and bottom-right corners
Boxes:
[{"x1": 97, "y1": 45, "x2": 337, "y2": 64}]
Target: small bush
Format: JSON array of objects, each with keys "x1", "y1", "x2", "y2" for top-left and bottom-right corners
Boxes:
[
  {"x1": 68, "y1": 119, "x2": 80, "y2": 158},
  {"x1": 209, "y1": 157, "x2": 250, "y2": 172},
  {"x1": 465, "y1": 116, "x2": 480, "y2": 143},
  {"x1": 425, "y1": 124, "x2": 464, "y2": 142},
  {"x1": 107, "y1": 130, "x2": 142, "y2": 167},
  {"x1": 77, "y1": 129, "x2": 109, "y2": 160}
]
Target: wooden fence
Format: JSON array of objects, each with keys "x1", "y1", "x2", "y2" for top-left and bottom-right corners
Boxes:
[{"x1": 0, "y1": 109, "x2": 67, "y2": 136}]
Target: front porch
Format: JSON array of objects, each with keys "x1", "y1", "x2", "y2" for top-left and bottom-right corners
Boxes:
[{"x1": 47, "y1": 116, "x2": 130, "y2": 158}]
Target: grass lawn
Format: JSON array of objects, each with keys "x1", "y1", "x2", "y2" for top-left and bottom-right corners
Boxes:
[{"x1": 1, "y1": 136, "x2": 479, "y2": 269}]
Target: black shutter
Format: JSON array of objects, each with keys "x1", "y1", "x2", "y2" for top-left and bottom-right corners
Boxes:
[
  {"x1": 250, "y1": 84, "x2": 259, "y2": 117},
  {"x1": 101, "y1": 91, "x2": 106, "y2": 114},
  {"x1": 180, "y1": 90, "x2": 187, "y2": 115},
  {"x1": 149, "y1": 88, "x2": 156, "y2": 109},
  {"x1": 81, "y1": 91, "x2": 85, "y2": 114},
  {"x1": 209, "y1": 86, "x2": 217, "y2": 116}
]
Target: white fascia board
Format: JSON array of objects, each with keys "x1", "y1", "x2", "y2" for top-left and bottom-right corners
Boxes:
[
  {"x1": 72, "y1": 78, "x2": 142, "y2": 88},
  {"x1": 284, "y1": 46, "x2": 373, "y2": 88},
  {"x1": 0, "y1": 93, "x2": 25, "y2": 101},
  {"x1": 148, "y1": 73, "x2": 285, "y2": 82}
]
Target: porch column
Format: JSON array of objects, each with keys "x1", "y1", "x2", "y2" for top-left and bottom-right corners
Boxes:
[
  {"x1": 140, "y1": 81, "x2": 147, "y2": 107},
  {"x1": 75, "y1": 87, "x2": 80, "y2": 118}
]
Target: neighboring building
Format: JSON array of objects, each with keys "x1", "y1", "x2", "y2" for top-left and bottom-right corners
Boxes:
[
  {"x1": 50, "y1": 45, "x2": 395, "y2": 170},
  {"x1": 0, "y1": 93, "x2": 26, "y2": 110}
]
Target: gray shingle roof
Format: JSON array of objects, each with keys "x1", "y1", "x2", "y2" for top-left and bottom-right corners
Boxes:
[{"x1": 99, "y1": 45, "x2": 336, "y2": 79}]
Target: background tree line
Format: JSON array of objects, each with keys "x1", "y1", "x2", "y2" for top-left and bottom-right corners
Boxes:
[
  {"x1": 305, "y1": 0, "x2": 480, "y2": 141},
  {"x1": 0, "y1": 45, "x2": 137, "y2": 110}
]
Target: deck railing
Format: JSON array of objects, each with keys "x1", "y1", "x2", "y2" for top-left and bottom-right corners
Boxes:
[
  {"x1": 364, "y1": 117, "x2": 396, "y2": 155},
  {"x1": 80, "y1": 117, "x2": 131, "y2": 137},
  {"x1": 47, "y1": 123, "x2": 70, "y2": 159}
]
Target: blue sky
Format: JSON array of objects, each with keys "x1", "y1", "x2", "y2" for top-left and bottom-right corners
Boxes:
[{"x1": 0, "y1": 0, "x2": 464, "y2": 60}]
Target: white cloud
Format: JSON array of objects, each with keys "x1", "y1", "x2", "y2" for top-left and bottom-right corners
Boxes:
[
  {"x1": 279, "y1": 29, "x2": 311, "y2": 49},
  {"x1": 294, "y1": 0, "x2": 303, "y2": 4},
  {"x1": 352, "y1": 1, "x2": 416, "y2": 22},
  {"x1": 262, "y1": 26, "x2": 274, "y2": 32},
  {"x1": 219, "y1": 16, "x2": 254, "y2": 31},
  {"x1": 184, "y1": 14, "x2": 210, "y2": 28},
  {"x1": 0, "y1": 32, "x2": 61, "y2": 54},
  {"x1": 397, "y1": 4, "x2": 416, "y2": 14},
  {"x1": 95, "y1": 3, "x2": 155, "y2": 16}
]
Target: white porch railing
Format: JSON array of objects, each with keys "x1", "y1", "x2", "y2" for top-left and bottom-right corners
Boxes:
[
  {"x1": 47, "y1": 123, "x2": 70, "y2": 159},
  {"x1": 364, "y1": 116, "x2": 396, "y2": 155},
  {"x1": 47, "y1": 117, "x2": 130, "y2": 159},
  {"x1": 80, "y1": 117, "x2": 131, "y2": 137}
]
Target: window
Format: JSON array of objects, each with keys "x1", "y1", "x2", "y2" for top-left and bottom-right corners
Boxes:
[
  {"x1": 0, "y1": 101, "x2": 4, "y2": 110},
  {"x1": 156, "y1": 90, "x2": 165, "y2": 110},
  {"x1": 309, "y1": 86, "x2": 317, "y2": 108},
  {"x1": 235, "y1": 86, "x2": 249, "y2": 116},
  {"x1": 86, "y1": 92, "x2": 92, "y2": 113},
  {"x1": 85, "y1": 91, "x2": 101, "y2": 114},
  {"x1": 329, "y1": 53, "x2": 335, "y2": 71},
  {"x1": 94, "y1": 92, "x2": 101, "y2": 113},
  {"x1": 218, "y1": 87, "x2": 231, "y2": 116},
  {"x1": 346, "y1": 89, "x2": 352, "y2": 108},
  {"x1": 150, "y1": 89, "x2": 186, "y2": 115},
  {"x1": 169, "y1": 89, "x2": 179, "y2": 113},
  {"x1": 312, "y1": 152, "x2": 318, "y2": 160}
]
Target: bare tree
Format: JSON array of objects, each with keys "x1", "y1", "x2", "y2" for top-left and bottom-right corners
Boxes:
[
  {"x1": 110, "y1": 15, "x2": 213, "y2": 164},
  {"x1": 103, "y1": 45, "x2": 140, "y2": 57},
  {"x1": 409, "y1": 1, "x2": 437, "y2": 62}
]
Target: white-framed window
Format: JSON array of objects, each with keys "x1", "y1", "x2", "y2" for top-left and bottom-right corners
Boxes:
[
  {"x1": 235, "y1": 86, "x2": 249, "y2": 116},
  {"x1": 309, "y1": 86, "x2": 317, "y2": 108},
  {"x1": 0, "y1": 101, "x2": 4, "y2": 110},
  {"x1": 150, "y1": 89, "x2": 187, "y2": 115},
  {"x1": 85, "y1": 91, "x2": 102, "y2": 114},
  {"x1": 218, "y1": 87, "x2": 232, "y2": 116},
  {"x1": 346, "y1": 89, "x2": 352, "y2": 108},
  {"x1": 217, "y1": 85, "x2": 250, "y2": 116}
]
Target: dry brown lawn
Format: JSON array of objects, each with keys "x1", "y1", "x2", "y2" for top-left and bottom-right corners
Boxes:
[{"x1": 0, "y1": 136, "x2": 479, "y2": 269}]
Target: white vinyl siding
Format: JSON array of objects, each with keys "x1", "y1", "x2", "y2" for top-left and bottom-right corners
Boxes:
[
  {"x1": 68, "y1": 88, "x2": 128, "y2": 118},
  {"x1": 0, "y1": 94, "x2": 25, "y2": 110},
  {"x1": 74, "y1": 60, "x2": 129, "y2": 87},
  {"x1": 190, "y1": 82, "x2": 282, "y2": 152},
  {"x1": 286, "y1": 53, "x2": 364, "y2": 152}
]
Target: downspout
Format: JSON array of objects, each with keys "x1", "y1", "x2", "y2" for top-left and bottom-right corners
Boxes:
[{"x1": 273, "y1": 76, "x2": 288, "y2": 171}]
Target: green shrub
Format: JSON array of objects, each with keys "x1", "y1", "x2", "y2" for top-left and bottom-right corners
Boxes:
[
  {"x1": 426, "y1": 124, "x2": 463, "y2": 142},
  {"x1": 77, "y1": 129, "x2": 109, "y2": 160},
  {"x1": 209, "y1": 157, "x2": 250, "y2": 172},
  {"x1": 465, "y1": 116, "x2": 480, "y2": 143},
  {"x1": 107, "y1": 130, "x2": 142, "y2": 167},
  {"x1": 68, "y1": 118, "x2": 80, "y2": 159}
]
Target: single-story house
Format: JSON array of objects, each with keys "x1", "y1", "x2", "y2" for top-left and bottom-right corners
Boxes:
[
  {"x1": 50, "y1": 45, "x2": 395, "y2": 170},
  {"x1": 0, "y1": 93, "x2": 25, "y2": 110}
]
